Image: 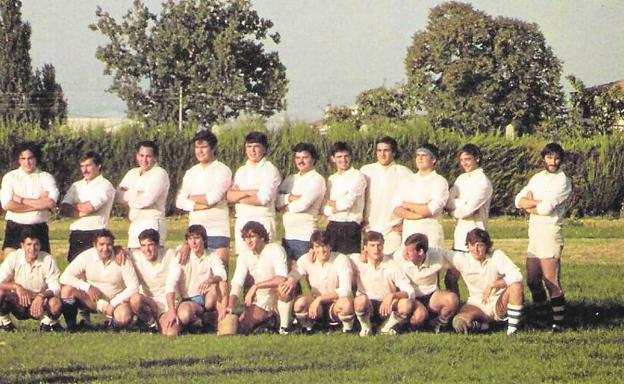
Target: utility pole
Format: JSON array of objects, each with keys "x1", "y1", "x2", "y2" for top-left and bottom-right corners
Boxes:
[{"x1": 178, "y1": 86, "x2": 183, "y2": 131}]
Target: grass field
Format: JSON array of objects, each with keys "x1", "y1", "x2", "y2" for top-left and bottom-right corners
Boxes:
[{"x1": 1, "y1": 216, "x2": 624, "y2": 383}]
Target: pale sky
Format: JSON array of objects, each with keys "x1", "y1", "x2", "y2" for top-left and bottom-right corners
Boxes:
[{"x1": 21, "y1": 0, "x2": 624, "y2": 121}]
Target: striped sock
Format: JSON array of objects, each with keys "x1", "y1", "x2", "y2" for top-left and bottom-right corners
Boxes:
[
  {"x1": 507, "y1": 304, "x2": 523, "y2": 335},
  {"x1": 550, "y1": 295, "x2": 566, "y2": 327}
]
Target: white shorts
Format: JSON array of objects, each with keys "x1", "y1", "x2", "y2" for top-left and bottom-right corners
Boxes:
[
  {"x1": 253, "y1": 288, "x2": 277, "y2": 314},
  {"x1": 467, "y1": 290, "x2": 506, "y2": 321},
  {"x1": 234, "y1": 217, "x2": 276, "y2": 254},
  {"x1": 128, "y1": 218, "x2": 167, "y2": 249},
  {"x1": 382, "y1": 230, "x2": 402, "y2": 256},
  {"x1": 403, "y1": 220, "x2": 444, "y2": 249},
  {"x1": 527, "y1": 224, "x2": 563, "y2": 259}
]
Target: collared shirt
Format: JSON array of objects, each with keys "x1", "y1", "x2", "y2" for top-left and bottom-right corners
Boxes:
[
  {"x1": 60, "y1": 248, "x2": 140, "y2": 307},
  {"x1": 350, "y1": 255, "x2": 415, "y2": 301},
  {"x1": 175, "y1": 160, "x2": 232, "y2": 237},
  {"x1": 447, "y1": 249, "x2": 523, "y2": 301},
  {"x1": 289, "y1": 252, "x2": 352, "y2": 298},
  {"x1": 232, "y1": 157, "x2": 281, "y2": 219},
  {"x1": 276, "y1": 169, "x2": 326, "y2": 241},
  {"x1": 447, "y1": 167, "x2": 492, "y2": 223},
  {"x1": 0, "y1": 168, "x2": 59, "y2": 224},
  {"x1": 117, "y1": 165, "x2": 170, "y2": 222},
  {"x1": 0, "y1": 249, "x2": 60, "y2": 295},
  {"x1": 130, "y1": 247, "x2": 177, "y2": 301},
  {"x1": 324, "y1": 167, "x2": 367, "y2": 224},
  {"x1": 62, "y1": 174, "x2": 115, "y2": 231},
  {"x1": 393, "y1": 246, "x2": 453, "y2": 297},
  {"x1": 514, "y1": 169, "x2": 572, "y2": 226},
  {"x1": 360, "y1": 161, "x2": 413, "y2": 234},
  {"x1": 166, "y1": 249, "x2": 227, "y2": 298},
  {"x1": 230, "y1": 243, "x2": 288, "y2": 298}
]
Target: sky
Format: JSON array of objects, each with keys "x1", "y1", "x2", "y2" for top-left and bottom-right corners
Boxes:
[{"x1": 20, "y1": 0, "x2": 624, "y2": 121}]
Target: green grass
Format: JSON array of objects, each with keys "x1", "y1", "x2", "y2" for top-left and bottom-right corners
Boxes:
[{"x1": 1, "y1": 216, "x2": 624, "y2": 383}]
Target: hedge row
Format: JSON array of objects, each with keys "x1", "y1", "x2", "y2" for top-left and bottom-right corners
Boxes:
[{"x1": 1, "y1": 118, "x2": 623, "y2": 217}]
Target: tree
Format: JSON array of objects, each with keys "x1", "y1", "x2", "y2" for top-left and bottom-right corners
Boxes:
[
  {"x1": 0, "y1": 0, "x2": 66, "y2": 127},
  {"x1": 567, "y1": 75, "x2": 624, "y2": 136},
  {"x1": 355, "y1": 86, "x2": 407, "y2": 119},
  {"x1": 90, "y1": 0, "x2": 288, "y2": 127},
  {"x1": 404, "y1": 1, "x2": 565, "y2": 135}
]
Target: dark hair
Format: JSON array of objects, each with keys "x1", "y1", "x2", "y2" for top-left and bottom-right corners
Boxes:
[
  {"x1": 138, "y1": 228, "x2": 160, "y2": 244},
  {"x1": 292, "y1": 142, "x2": 319, "y2": 162},
  {"x1": 135, "y1": 140, "x2": 159, "y2": 157},
  {"x1": 19, "y1": 227, "x2": 41, "y2": 244},
  {"x1": 244, "y1": 131, "x2": 269, "y2": 149},
  {"x1": 80, "y1": 151, "x2": 103, "y2": 167},
  {"x1": 193, "y1": 130, "x2": 218, "y2": 150},
  {"x1": 458, "y1": 144, "x2": 481, "y2": 164},
  {"x1": 330, "y1": 141, "x2": 352, "y2": 156},
  {"x1": 404, "y1": 233, "x2": 429, "y2": 253},
  {"x1": 465, "y1": 228, "x2": 493, "y2": 253},
  {"x1": 417, "y1": 143, "x2": 440, "y2": 160},
  {"x1": 13, "y1": 142, "x2": 42, "y2": 164},
  {"x1": 241, "y1": 221, "x2": 270, "y2": 243},
  {"x1": 309, "y1": 230, "x2": 331, "y2": 247},
  {"x1": 93, "y1": 229, "x2": 115, "y2": 244},
  {"x1": 376, "y1": 136, "x2": 399, "y2": 157},
  {"x1": 364, "y1": 231, "x2": 384, "y2": 244},
  {"x1": 185, "y1": 224, "x2": 208, "y2": 246},
  {"x1": 541, "y1": 142, "x2": 565, "y2": 161}
]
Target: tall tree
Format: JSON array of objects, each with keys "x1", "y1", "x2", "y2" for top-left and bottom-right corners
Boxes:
[
  {"x1": 404, "y1": 1, "x2": 565, "y2": 135},
  {"x1": 90, "y1": 0, "x2": 288, "y2": 126},
  {"x1": 0, "y1": 0, "x2": 66, "y2": 127}
]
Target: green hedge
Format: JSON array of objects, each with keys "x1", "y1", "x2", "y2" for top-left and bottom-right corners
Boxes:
[{"x1": 1, "y1": 119, "x2": 623, "y2": 217}]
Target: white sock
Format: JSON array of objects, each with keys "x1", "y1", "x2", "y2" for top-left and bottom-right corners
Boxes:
[
  {"x1": 355, "y1": 311, "x2": 372, "y2": 333},
  {"x1": 0, "y1": 314, "x2": 11, "y2": 325},
  {"x1": 277, "y1": 300, "x2": 293, "y2": 329},
  {"x1": 338, "y1": 313, "x2": 355, "y2": 331},
  {"x1": 380, "y1": 311, "x2": 405, "y2": 333},
  {"x1": 295, "y1": 312, "x2": 313, "y2": 330},
  {"x1": 40, "y1": 315, "x2": 53, "y2": 326}
]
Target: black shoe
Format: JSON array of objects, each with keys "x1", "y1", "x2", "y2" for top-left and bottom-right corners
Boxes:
[
  {"x1": 1, "y1": 322, "x2": 16, "y2": 332},
  {"x1": 39, "y1": 322, "x2": 64, "y2": 332}
]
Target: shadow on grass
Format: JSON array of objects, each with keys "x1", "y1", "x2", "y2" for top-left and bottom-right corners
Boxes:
[{"x1": 519, "y1": 300, "x2": 624, "y2": 331}]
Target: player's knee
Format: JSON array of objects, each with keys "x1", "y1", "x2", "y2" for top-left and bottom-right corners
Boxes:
[
  {"x1": 337, "y1": 298, "x2": 354, "y2": 316},
  {"x1": 48, "y1": 297, "x2": 62, "y2": 316},
  {"x1": 114, "y1": 307, "x2": 133, "y2": 327},
  {"x1": 397, "y1": 299, "x2": 414, "y2": 317},
  {"x1": 410, "y1": 305, "x2": 427, "y2": 327},
  {"x1": 128, "y1": 293, "x2": 143, "y2": 311},
  {"x1": 353, "y1": 295, "x2": 368, "y2": 313},
  {"x1": 60, "y1": 285, "x2": 75, "y2": 298},
  {"x1": 293, "y1": 297, "x2": 308, "y2": 313},
  {"x1": 177, "y1": 306, "x2": 193, "y2": 324}
]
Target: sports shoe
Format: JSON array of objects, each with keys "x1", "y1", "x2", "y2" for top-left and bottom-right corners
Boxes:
[
  {"x1": 452, "y1": 317, "x2": 481, "y2": 335},
  {"x1": 1, "y1": 322, "x2": 16, "y2": 332},
  {"x1": 278, "y1": 326, "x2": 292, "y2": 335},
  {"x1": 40, "y1": 322, "x2": 64, "y2": 332},
  {"x1": 380, "y1": 327, "x2": 398, "y2": 336},
  {"x1": 359, "y1": 328, "x2": 371, "y2": 337},
  {"x1": 506, "y1": 327, "x2": 518, "y2": 336},
  {"x1": 551, "y1": 324, "x2": 563, "y2": 333}
]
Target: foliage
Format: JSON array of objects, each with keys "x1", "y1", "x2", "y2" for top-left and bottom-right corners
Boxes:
[
  {"x1": 354, "y1": 86, "x2": 407, "y2": 119},
  {"x1": 0, "y1": 0, "x2": 66, "y2": 128},
  {"x1": 567, "y1": 75, "x2": 624, "y2": 137},
  {"x1": 404, "y1": 1, "x2": 565, "y2": 135},
  {"x1": 90, "y1": 0, "x2": 288, "y2": 127}
]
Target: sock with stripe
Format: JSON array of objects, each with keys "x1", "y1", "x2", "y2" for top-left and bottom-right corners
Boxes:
[
  {"x1": 550, "y1": 295, "x2": 566, "y2": 328},
  {"x1": 506, "y1": 304, "x2": 523, "y2": 335}
]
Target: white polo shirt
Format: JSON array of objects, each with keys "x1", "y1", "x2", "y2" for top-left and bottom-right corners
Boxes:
[
  {"x1": 514, "y1": 169, "x2": 572, "y2": 226},
  {"x1": 289, "y1": 252, "x2": 352, "y2": 298},
  {"x1": 230, "y1": 243, "x2": 288, "y2": 299},
  {"x1": 176, "y1": 160, "x2": 232, "y2": 237},
  {"x1": 62, "y1": 175, "x2": 115, "y2": 231},
  {"x1": 350, "y1": 255, "x2": 415, "y2": 301},
  {"x1": 0, "y1": 168, "x2": 59, "y2": 224},
  {"x1": 232, "y1": 157, "x2": 281, "y2": 220},
  {"x1": 276, "y1": 169, "x2": 326, "y2": 242},
  {"x1": 393, "y1": 246, "x2": 452, "y2": 298},
  {"x1": 130, "y1": 247, "x2": 177, "y2": 311},
  {"x1": 0, "y1": 249, "x2": 61, "y2": 295},
  {"x1": 324, "y1": 167, "x2": 367, "y2": 224},
  {"x1": 166, "y1": 249, "x2": 227, "y2": 298}
]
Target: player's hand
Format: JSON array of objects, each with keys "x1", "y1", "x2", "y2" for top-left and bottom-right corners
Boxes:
[
  {"x1": 308, "y1": 298, "x2": 322, "y2": 320},
  {"x1": 87, "y1": 286, "x2": 103, "y2": 302},
  {"x1": 482, "y1": 285, "x2": 493, "y2": 304},
  {"x1": 279, "y1": 278, "x2": 296, "y2": 298},
  {"x1": 198, "y1": 277, "x2": 214, "y2": 295},
  {"x1": 105, "y1": 303, "x2": 115, "y2": 317},
  {"x1": 15, "y1": 285, "x2": 31, "y2": 308},
  {"x1": 114, "y1": 246, "x2": 127, "y2": 265},
  {"x1": 30, "y1": 295, "x2": 45, "y2": 318},
  {"x1": 177, "y1": 243, "x2": 191, "y2": 266},
  {"x1": 244, "y1": 285, "x2": 257, "y2": 306},
  {"x1": 164, "y1": 309, "x2": 180, "y2": 328},
  {"x1": 380, "y1": 293, "x2": 395, "y2": 317}
]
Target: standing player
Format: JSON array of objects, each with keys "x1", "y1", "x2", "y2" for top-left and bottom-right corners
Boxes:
[
  {"x1": 446, "y1": 144, "x2": 493, "y2": 251},
  {"x1": 360, "y1": 136, "x2": 412, "y2": 255},
  {"x1": 324, "y1": 142, "x2": 367, "y2": 256},
  {"x1": 59, "y1": 151, "x2": 115, "y2": 261},
  {"x1": 279, "y1": 230, "x2": 354, "y2": 333},
  {"x1": 449, "y1": 229, "x2": 524, "y2": 335},
  {"x1": 276, "y1": 142, "x2": 326, "y2": 261},
  {"x1": 1, "y1": 142, "x2": 58, "y2": 258},
  {"x1": 226, "y1": 221, "x2": 289, "y2": 334},
  {"x1": 227, "y1": 132, "x2": 281, "y2": 255},
  {"x1": 392, "y1": 144, "x2": 449, "y2": 248},
  {"x1": 351, "y1": 231, "x2": 415, "y2": 336},
  {"x1": 176, "y1": 130, "x2": 232, "y2": 264},
  {"x1": 0, "y1": 229, "x2": 63, "y2": 331},
  {"x1": 116, "y1": 140, "x2": 170, "y2": 249},
  {"x1": 393, "y1": 233, "x2": 459, "y2": 333},
  {"x1": 515, "y1": 143, "x2": 572, "y2": 331}
]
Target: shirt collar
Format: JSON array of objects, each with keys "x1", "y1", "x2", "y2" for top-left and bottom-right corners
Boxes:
[{"x1": 246, "y1": 157, "x2": 267, "y2": 168}]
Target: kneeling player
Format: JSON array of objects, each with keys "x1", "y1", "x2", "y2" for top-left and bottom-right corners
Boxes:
[
  {"x1": 393, "y1": 233, "x2": 459, "y2": 333},
  {"x1": 60, "y1": 229, "x2": 140, "y2": 330},
  {"x1": 165, "y1": 225, "x2": 228, "y2": 333},
  {"x1": 226, "y1": 221, "x2": 289, "y2": 334},
  {"x1": 279, "y1": 230, "x2": 354, "y2": 333},
  {"x1": 0, "y1": 229, "x2": 63, "y2": 331},
  {"x1": 352, "y1": 231, "x2": 415, "y2": 336},
  {"x1": 449, "y1": 228, "x2": 524, "y2": 335}
]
